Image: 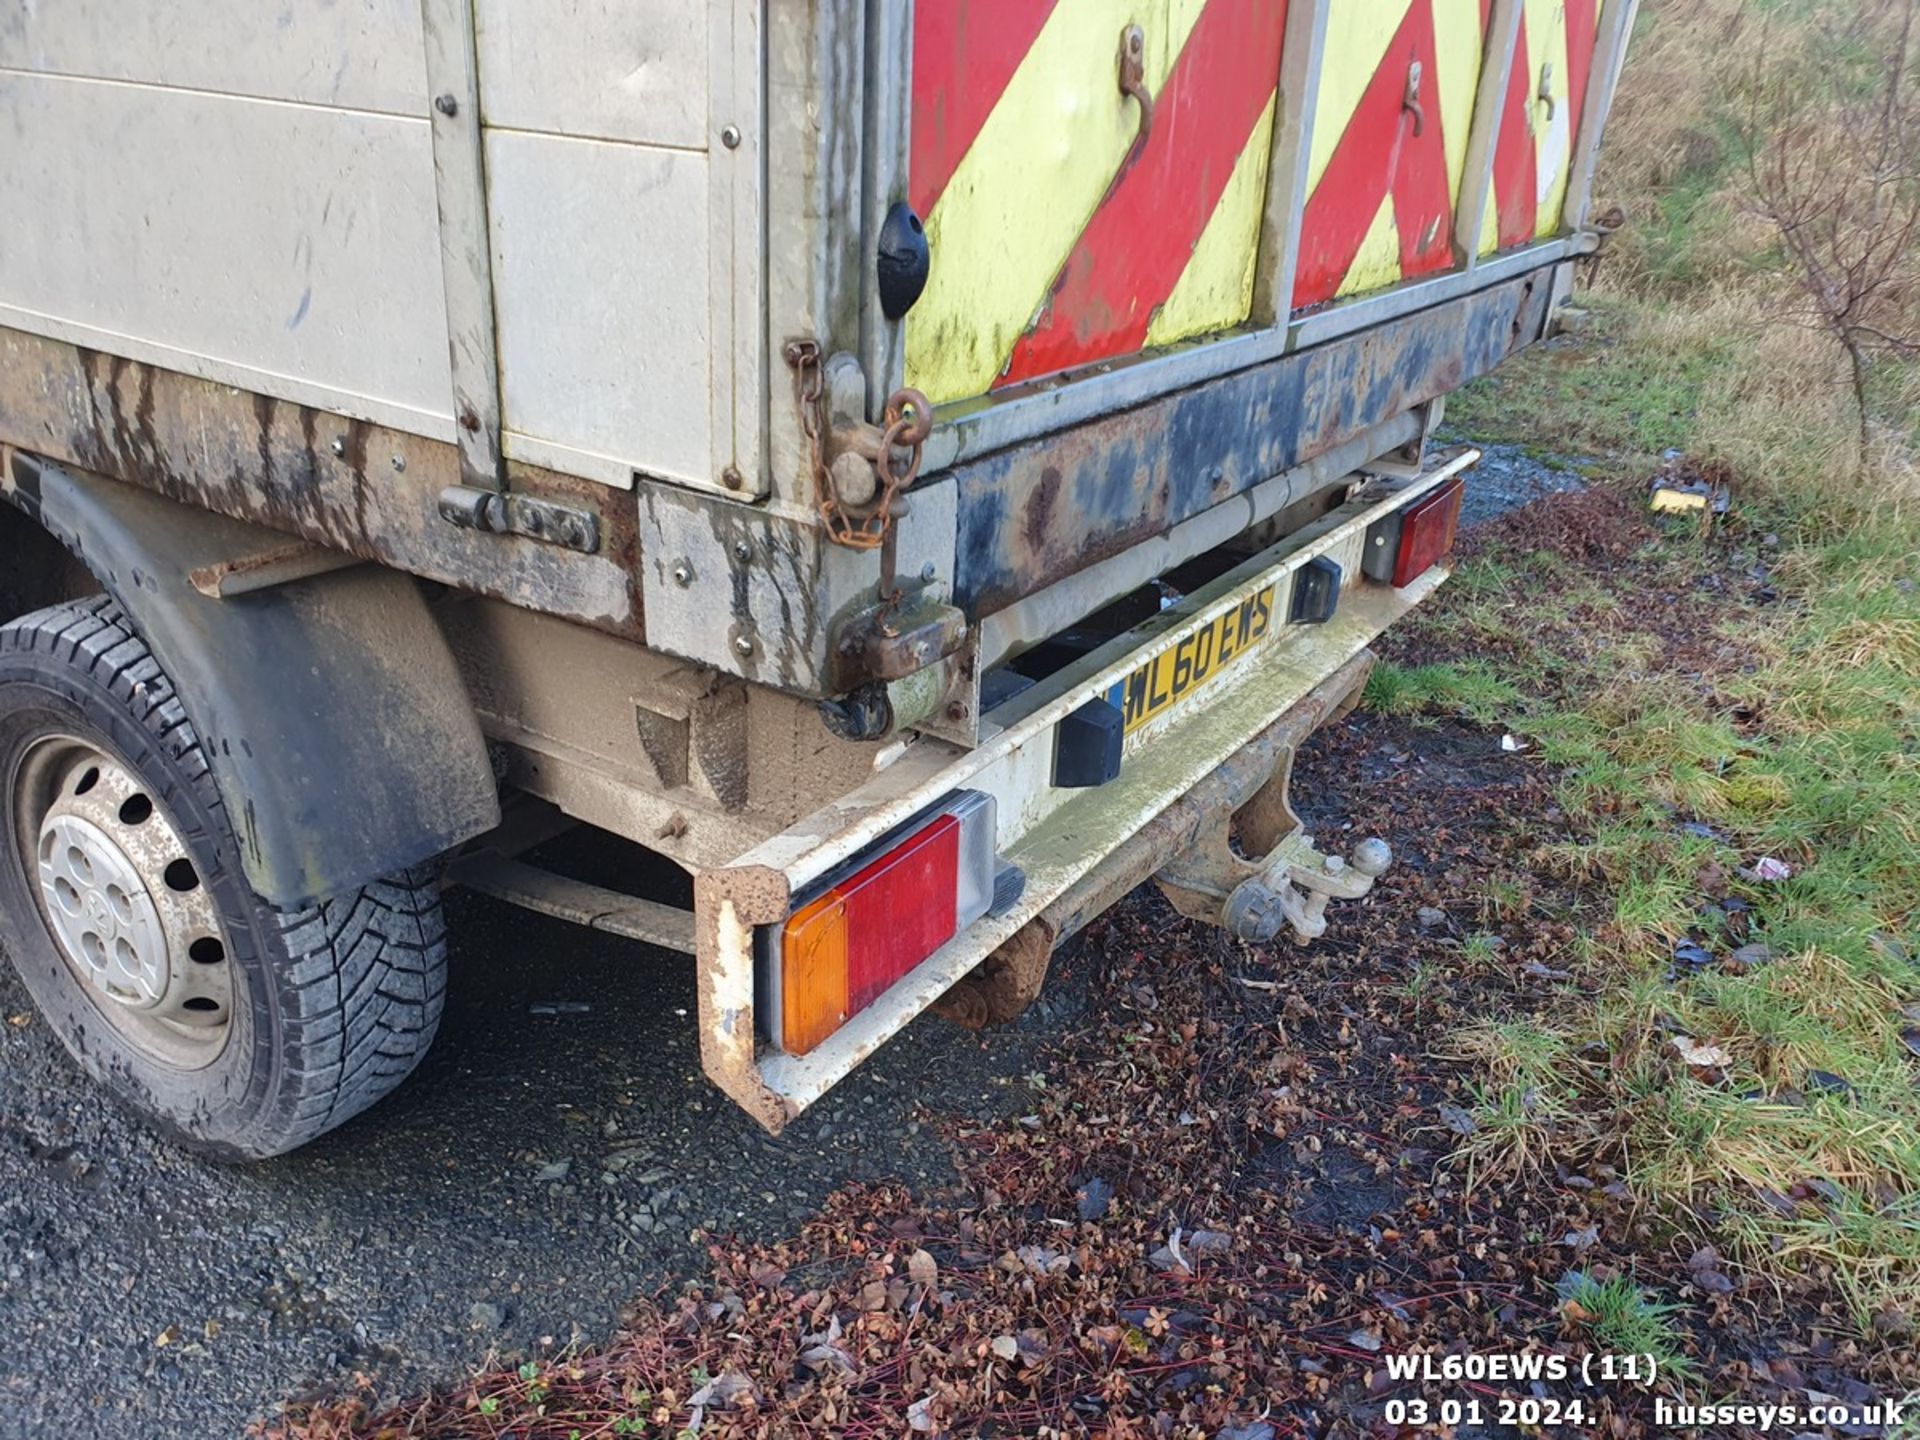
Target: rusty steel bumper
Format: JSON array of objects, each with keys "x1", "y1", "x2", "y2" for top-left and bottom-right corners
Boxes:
[{"x1": 694, "y1": 453, "x2": 1474, "y2": 1133}]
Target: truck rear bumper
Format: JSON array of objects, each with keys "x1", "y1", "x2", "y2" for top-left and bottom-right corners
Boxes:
[{"x1": 696, "y1": 452, "x2": 1471, "y2": 1132}]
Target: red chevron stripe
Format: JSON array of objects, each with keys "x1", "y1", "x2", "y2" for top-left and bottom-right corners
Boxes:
[
  {"x1": 1564, "y1": 0, "x2": 1599, "y2": 141},
  {"x1": 1491, "y1": 14, "x2": 1538, "y2": 247},
  {"x1": 1291, "y1": 0, "x2": 1458, "y2": 310},
  {"x1": 997, "y1": 0, "x2": 1291, "y2": 388},
  {"x1": 910, "y1": 0, "x2": 1060, "y2": 220}
]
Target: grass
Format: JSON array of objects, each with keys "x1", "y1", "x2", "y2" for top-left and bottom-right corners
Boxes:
[
  {"x1": 1557, "y1": 1272, "x2": 1698, "y2": 1389},
  {"x1": 1362, "y1": 659, "x2": 1520, "y2": 725},
  {"x1": 1383, "y1": 486, "x2": 1920, "y2": 1332},
  {"x1": 1374, "y1": 0, "x2": 1920, "y2": 1335}
]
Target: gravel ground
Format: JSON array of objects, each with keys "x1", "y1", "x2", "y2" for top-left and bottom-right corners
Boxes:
[
  {"x1": 0, "y1": 889, "x2": 1088, "y2": 1439},
  {"x1": 1451, "y1": 436, "x2": 1591, "y2": 528}
]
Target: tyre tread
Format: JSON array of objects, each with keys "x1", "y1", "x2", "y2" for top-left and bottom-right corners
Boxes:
[{"x1": 0, "y1": 596, "x2": 448, "y2": 1157}]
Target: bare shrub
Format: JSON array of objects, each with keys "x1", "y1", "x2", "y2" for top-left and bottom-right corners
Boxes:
[{"x1": 1737, "y1": 0, "x2": 1920, "y2": 463}]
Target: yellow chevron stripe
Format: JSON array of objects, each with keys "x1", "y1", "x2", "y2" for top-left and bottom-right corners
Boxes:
[
  {"x1": 1144, "y1": 93, "x2": 1276, "y2": 349},
  {"x1": 1531, "y1": 0, "x2": 1591, "y2": 234},
  {"x1": 906, "y1": 0, "x2": 1209, "y2": 406},
  {"x1": 1431, "y1": 0, "x2": 1486, "y2": 202},
  {"x1": 1305, "y1": 0, "x2": 1412, "y2": 201},
  {"x1": 1338, "y1": 191, "x2": 1404, "y2": 298}
]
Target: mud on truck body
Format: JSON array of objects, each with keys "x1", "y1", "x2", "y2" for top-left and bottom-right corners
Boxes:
[{"x1": 0, "y1": 0, "x2": 1634, "y2": 1157}]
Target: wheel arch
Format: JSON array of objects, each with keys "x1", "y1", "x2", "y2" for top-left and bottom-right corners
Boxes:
[{"x1": 2, "y1": 451, "x2": 499, "y2": 908}]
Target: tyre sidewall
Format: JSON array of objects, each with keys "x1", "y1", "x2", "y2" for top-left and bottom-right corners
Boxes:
[{"x1": 0, "y1": 647, "x2": 283, "y2": 1159}]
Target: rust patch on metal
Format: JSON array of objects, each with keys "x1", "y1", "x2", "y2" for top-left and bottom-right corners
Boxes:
[
  {"x1": 187, "y1": 538, "x2": 364, "y2": 598},
  {"x1": 931, "y1": 916, "x2": 1057, "y2": 1030},
  {"x1": 0, "y1": 326, "x2": 646, "y2": 641},
  {"x1": 1023, "y1": 465, "x2": 1063, "y2": 555},
  {"x1": 952, "y1": 273, "x2": 1554, "y2": 616},
  {"x1": 693, "y1": 864, "x2": 791, "y2": 1133}
]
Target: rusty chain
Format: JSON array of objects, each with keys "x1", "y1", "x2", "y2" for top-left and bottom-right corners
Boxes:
[{"x1": 784, "y1": 340, "x2": 931, "y2": 551}]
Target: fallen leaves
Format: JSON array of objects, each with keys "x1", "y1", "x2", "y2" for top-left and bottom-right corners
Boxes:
[{"x1": 1672, "y1": 1035, "x2": 1732, "y2": 1068}]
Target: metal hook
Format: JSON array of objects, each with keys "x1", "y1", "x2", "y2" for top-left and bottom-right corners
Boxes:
[
  {"x1": 1537, "y1": 60, "x2": 1557, "y2": 120},
  {"x1": 1402, "y1": 58, "x2": 1426, "y2": 137},
  {"x1": 1118, "y1": 25, "x2": 1154, "y2": 154}
]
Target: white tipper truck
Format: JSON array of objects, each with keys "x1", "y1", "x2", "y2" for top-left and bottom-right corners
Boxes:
[{"x1": 0, "y1": 0, "x2": 1633, "y2": 1155}]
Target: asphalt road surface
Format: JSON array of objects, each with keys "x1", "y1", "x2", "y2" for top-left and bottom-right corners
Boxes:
[{"x1": 0, "y1": 887, "x2": 1086, "y2": 1439}]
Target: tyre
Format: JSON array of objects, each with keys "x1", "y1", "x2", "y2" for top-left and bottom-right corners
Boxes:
[{"x1": 0, "y1": 596, "x2": 448, "y2": 1159}]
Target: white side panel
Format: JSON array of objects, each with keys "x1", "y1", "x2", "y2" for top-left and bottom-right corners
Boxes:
[
  {"x1": 473, "y1": 0, "x2": 706, "y2": 148},
  {"x1": 486, "y1": 132, "x2": 713, "y2": 487},
  {"x1": 0, "y1": 73, "x2": 454, "y2": 436},
  {"x1": 0, "y1": 0, "x2": 427, "y2": 116}
]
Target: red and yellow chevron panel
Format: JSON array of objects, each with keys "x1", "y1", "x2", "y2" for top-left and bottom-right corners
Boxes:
[
  {"x1": 904, "y1": 0, "x2": 1584, "y2": 407},
  {"x1": 907, "y1": 0, "x2": 1289, "y2": 406},
  {"x1": 1483, "y1": 0, "x2": 1603, "y2": 251},
  {"x1": 1292, "y1": 0, "x2": 1488, "y2": 309}
]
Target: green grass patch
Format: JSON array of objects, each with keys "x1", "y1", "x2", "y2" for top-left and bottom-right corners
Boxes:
[
  {"x1": 1363, "y1": 659, "x2": 1520, "y2": 726},
  {"x1": 1557, "y1": 1272, "x2": 1699, "y2": 1388},
  {"x1": 1377, "y1": 442, "x2": 1920, "y2": 1335},
  {"x1": 1444, "y1": 296, "x2": 1732, "y2": 466}
]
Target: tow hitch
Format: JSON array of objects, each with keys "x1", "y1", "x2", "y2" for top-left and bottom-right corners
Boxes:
[
  {"x1": 1154, "y1": 669, "x2": 1394, "y2": 945},
  {"x1": 1171, "y1": 828, "x2": 1394, "y2": 945}
]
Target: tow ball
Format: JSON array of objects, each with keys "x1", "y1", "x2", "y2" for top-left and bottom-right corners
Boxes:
[
  {"x1": 1219, "y1": 833, "x2": 1394, "y2": 945},
  {"x1": 1153, "y1": 718, "x2": 1394, "y2": 946}
]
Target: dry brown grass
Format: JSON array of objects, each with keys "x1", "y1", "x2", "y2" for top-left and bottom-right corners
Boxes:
[{"x1": 1583, "y1": 0, "x2": 1920, "y2": 519}]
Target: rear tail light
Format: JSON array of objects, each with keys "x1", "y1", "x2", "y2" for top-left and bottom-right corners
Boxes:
[
  {"x1": 772, "y1": 791, "x2": 996, "y2": 1055},
  {"x1": 1361, "y1": 475, "x2": 1465, "y2": 588}
]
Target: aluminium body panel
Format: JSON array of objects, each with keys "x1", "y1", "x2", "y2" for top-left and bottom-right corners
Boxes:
[
  {"x1": 0, "y1": 0, "x2": 756, "y2": 497},
  {"x1": 0, "y1": 0, "x2": 429, "y2": 115},
  {"x1": 0, "y1": 69, "x2": 455, "y2": 440},
  {"x1": 472, "y1": 0, "x2": 709, "y2": 147}
]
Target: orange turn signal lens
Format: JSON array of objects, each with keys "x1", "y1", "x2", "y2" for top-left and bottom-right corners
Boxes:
[{"x1": 781, "y1": 890, "x2": 851, "y2": 1056}]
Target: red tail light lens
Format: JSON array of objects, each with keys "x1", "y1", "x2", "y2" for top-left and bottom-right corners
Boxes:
[
  {"x1": 844, "y1": 816, "x2": 960, "y2": 1013},
  {"x1": 1388, "y1": 475, "x2": 1464, "y2": 587},
  {"x1": 774, "y1": 792, "x2": 996, "y2": 1055},
  {"x1": 1362, "y1": 475, "x2": 1466, "y2": 589}
]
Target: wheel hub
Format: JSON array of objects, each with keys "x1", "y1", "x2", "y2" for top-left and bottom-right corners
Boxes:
[
  {"x1": 38, "y1": 811, "x2": 171, "y2": 1008},
  {"x1": 18, "y1": 740, "x2": 233, "y2": 1067}
]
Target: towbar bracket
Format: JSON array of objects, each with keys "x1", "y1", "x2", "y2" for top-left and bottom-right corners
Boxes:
[{"x1": 1154, "y1": 674, "x2": 1394, "y2": 945}]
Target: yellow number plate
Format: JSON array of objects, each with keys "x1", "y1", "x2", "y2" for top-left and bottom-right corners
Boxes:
[{"x1": 1108, "y1": 585, "x2": 1278, "y2": 736}]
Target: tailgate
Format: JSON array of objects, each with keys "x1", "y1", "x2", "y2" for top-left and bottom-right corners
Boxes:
[{"x1": 903, "y1": 0, "x2": 1614, "y2": 412}]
